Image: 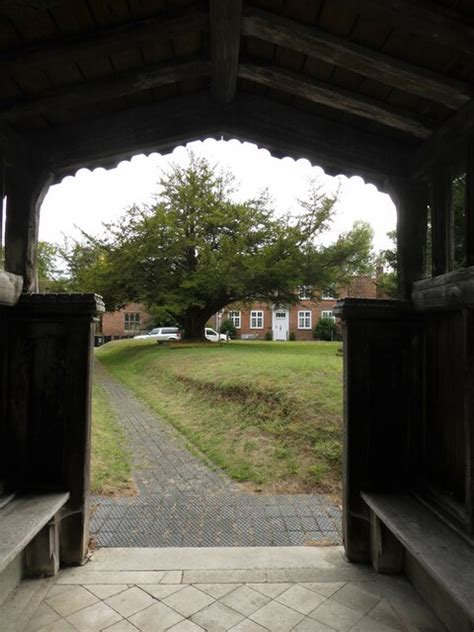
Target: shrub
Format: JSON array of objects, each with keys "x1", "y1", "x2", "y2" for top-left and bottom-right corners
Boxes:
[
  {"x1": 313, "y1": 317, "x2": 337, "y2": 341},
  {"x1": 289, "y1": 331, "x2": 296, "y2": 341},
  {"x1": 220, "y1": 319, "x2": 237, "y2": 339},
  {"x1": 264, "y1": 331, "x2": 273, "y2": 341}
]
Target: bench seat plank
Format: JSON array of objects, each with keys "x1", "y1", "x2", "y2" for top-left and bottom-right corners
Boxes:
[
  {"x1": 362, "y1": 492, "x2": 474, "y2": 620},
  {"x1": 0, "y1": 493, "x2": 69, "y2": 573}
]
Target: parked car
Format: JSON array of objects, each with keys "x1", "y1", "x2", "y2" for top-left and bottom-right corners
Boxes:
[
  {"x1": 205, "y1": 327, "x2": 229, "y2": 342},
  {"x1": 133, "y1": 327, "x2": 181, "y2": 341}
]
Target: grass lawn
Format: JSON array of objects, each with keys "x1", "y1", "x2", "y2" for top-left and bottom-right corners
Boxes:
[
  {"x1": 96, "y1": 340, "x2": 343, "y2": 496},
  {"x1": 90, "y1": 380, "x2": 134, "y2": 495}
]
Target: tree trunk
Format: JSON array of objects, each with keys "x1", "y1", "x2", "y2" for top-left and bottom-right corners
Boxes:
[{"x1": 181, "y1": 309, "x2": 210, "y2": 341}]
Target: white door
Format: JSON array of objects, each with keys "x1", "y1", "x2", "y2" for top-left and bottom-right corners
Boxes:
[{"x1": 273, "y1": 310, "x2": 289, "y2": 341}]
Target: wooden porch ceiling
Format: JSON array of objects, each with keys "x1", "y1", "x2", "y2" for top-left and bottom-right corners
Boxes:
[{"x1": 0, "y1": 0, "x2": 473, "y2": 187}]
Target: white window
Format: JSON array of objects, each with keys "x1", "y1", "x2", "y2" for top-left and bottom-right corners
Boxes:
[
  {"x1": 124, "y1": 312, "x2": 140, "y2": 331},
  {"x1": 250, "y1": 310, "x2": 264, "y2": 329},
  {"x1": 298, "y1": 286, "x2": 311, "y2": 300},
  {"x1": 321, "y1": 310, "x2": 336, "y2": 321},
  {"x1": 298, "y1": 310, "x2": 312, "y2": 329},
  {"x1": 228, "y1": 310, "x2": 241, "y2": 329}
]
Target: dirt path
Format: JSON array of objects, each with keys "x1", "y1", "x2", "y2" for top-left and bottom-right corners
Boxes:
[{"x1": 91, "y1": 360, "x2": 342, "y2": 547}]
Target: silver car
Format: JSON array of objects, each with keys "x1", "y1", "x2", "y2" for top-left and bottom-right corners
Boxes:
[{"x1": 133, "y1": 327, "x2": 181, "y2": 341}]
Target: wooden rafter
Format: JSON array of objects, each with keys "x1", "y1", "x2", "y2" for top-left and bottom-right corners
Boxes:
[
  {"x1": 239, "y1": 62, "x2": 432, "y2": 139},
  {"x1": 0, "y1": 9, "x2": 208, "y2": 78},
  {"x1": 344, "y1": 0, "x2": 474, "y2": 57},
  {"x1": 241, "y1": 8, "x2": 472, "y2": 110},
  {"x1": 210, "y1": 0, "x2": 242, "y2": 104},
  {"x1": 0, "y1": 58, "x2": 211, "y2": 122}
]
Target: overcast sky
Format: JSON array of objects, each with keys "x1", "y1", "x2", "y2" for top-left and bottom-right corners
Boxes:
[{"x1": 39, "y1": 137, "x2": 396, "y2": 252}]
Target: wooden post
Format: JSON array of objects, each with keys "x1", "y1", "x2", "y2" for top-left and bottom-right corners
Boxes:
[
  {"x1": 466, "y1": 138, "x2": 474, "y2": 267},
  {"x1": 335, "y1": 299, "x2": 422, "y2": 564},
  {"x1": 431, "y1": 166, "x2": 453, "y2": 277},
  {"x1": 24, "y1": 514, "x2": 60, "y2": 577},
  {"x1": 4, "y1": 168, "x2": 51, "y2": 292},
  {"x1": 5, "y1": 294, "x2": 104, "y2": 566},
  {"x1": 466, "y1": 140, "x2": 474, "y2": 533},
  {"x1": 387, "y1": 178, "x2": 428, "y2": 299},
  {"x1": 210, "y1": 0, "x2": 242, "y2": 104},
  {"x1": 369, "y1": 511, "x2": 404, "y2": 573}
]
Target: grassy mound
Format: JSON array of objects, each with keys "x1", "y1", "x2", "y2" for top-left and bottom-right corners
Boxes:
[{"x1": 96, "y1": 340, "x2": 342, "y2": 496}]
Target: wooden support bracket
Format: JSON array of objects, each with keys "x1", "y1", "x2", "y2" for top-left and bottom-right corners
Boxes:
[
  {"x1": 24, "y1": 514, "x2": 60, "y2": 577},
  {"x1": 370, "y1": 511, "x2": 404, "y2": 574}
]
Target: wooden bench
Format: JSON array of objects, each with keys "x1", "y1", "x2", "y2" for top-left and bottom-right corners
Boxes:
[
  {"x1": 0, "y1": 492, "x2": 69, "y2": 577},
  {"x1": 362, "y1": 492, "x2": 474, "y2": 626}
]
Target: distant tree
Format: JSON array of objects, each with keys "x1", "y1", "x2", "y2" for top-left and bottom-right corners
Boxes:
[
  {"x1": 313, "y1": 316, "x2": 337, "y2": 341},
  {"x1": 220, "y1": 319, "x2": 237, "y2": 339},
  {"x1": 376, "y1": 231, "x2": 398, "y2": 298},
  {"x1": 36, "y1": 241, "x2": 70, "y2": 292},
  {"x1": 62, "y1": 153, "x2": 374, "y2": 340}
]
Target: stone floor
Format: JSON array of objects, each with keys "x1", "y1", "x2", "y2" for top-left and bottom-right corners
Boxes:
[
  {"x1": 91, "y1": 362, "x2": 342, "y2": 547},
  {"x1": 1, "y1": 547, "x2": 447, "y2": 632}
]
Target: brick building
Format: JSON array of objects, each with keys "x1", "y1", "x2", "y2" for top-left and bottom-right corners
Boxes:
[
  {"x1": 99, "y1": 277, "x2": 378, "y2": 341},
  {"x1": 100, "y1": 302, "x2": 152, "y2": 339},
  {"x1": 212, "y1": 276, "x2": 378, "y2": 341}
]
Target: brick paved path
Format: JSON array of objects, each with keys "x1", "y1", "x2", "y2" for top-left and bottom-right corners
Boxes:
[{"x1": 91, "y1": 360, "x2": 342, "y2": 547}]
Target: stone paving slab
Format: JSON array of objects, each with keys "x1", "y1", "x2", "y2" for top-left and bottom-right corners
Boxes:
[
  {"x1": 91, "y1": 361, "x2": 342, "y2": 547},
  {"x1": 1, "y1": 546, "x2": 447, "y2": 632}
]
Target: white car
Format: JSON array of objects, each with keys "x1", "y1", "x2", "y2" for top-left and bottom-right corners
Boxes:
[
  {"x1": 205, "y1": 327, "x2": 229, "y2": 342},
  {"x1": 133, "y1": 327, "x2": 181, "y2": 341}
]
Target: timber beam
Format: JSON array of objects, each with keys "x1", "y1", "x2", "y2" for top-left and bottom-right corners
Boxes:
[
  {"x1": 34, "y1": 93, "x2": 412, "y2": 187},
  {"x1": 210, "y1": 0, "x2": 242, "y2": 104},
  {"x1": 344, "y1": 0, "x2": 474, "y2": 57},
  {"x1": 239, "y1": 62, "x2": 433, "y2": 139},
  {"x1": 0, "y1": 58, "x2": 211, "y2": 123},
  {"x1": 225, "y1": 95, "x2": 412, "y2": 186},
  {"x1": 414, "y1": 98, "x2": 474, "y2": 178},
  {"x1": 43, "y1": 93, "x2": 225, "y2": 179},
  {"x1": 241, "y1": 8, "x2": 472, "y2": 110},
  {"x1": 0, "y1": 8, "x2": 208, "y2": 78}
]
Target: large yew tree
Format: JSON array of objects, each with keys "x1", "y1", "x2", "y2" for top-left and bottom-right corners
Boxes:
[{"x1": 64, "y1": 154, "x2": 374, "y2": 339}]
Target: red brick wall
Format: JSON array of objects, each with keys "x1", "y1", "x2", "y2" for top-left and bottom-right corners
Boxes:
[
  {"x1": 342, "y1": 276, "x2": 378, "y2": 299},
  {"x1": 216, "y1": 277, "x2": 378, "y2": 340},
  {"x1": 218, "y1": 300, "x2": 338, "y2": 341},
  {"x1": 101, "y1": 303, "x2": 152, "y2": 337}
]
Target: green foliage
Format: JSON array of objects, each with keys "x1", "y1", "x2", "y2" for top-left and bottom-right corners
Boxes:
[
  {"x1": 36, "y1": 241, "x2": 69, "y2": 292},
  {"x1": 264, "y1": 331, "x2": 273, "y2": 341},
  {"x1": 220, "y1": 319, "x2": 237, "y2": 339},
  {"x1": 313, "y1": 316, "x2": 337, "y2": 341},
  {"x1": 59, "y1": 152, "x2": 374, "y2": 339},
  {"x1": 289, "y1": 331, "x2": 296, "y2": 341}
]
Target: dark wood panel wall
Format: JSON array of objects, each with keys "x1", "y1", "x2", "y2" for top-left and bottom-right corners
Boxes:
[
  {"x1": 0, "y1": 295, "x2": 103, "y2": 565},
  {"x1": 334, "y1": 299, "x2": 422, "y2": 562}
]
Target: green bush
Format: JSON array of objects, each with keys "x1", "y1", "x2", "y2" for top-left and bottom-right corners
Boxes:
[
  {"x1": 289, "y1": 331, "x2": 296, "y2": 341},
  {"x1": 220, "y1": 319, "x2": 237, "y2": 339},
  {"x1": 264, "y1": 331, "x2": 273, "y2": 341},
  {"x1": 313, "y1": 317, "x2": 337, "y2": 341}
]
